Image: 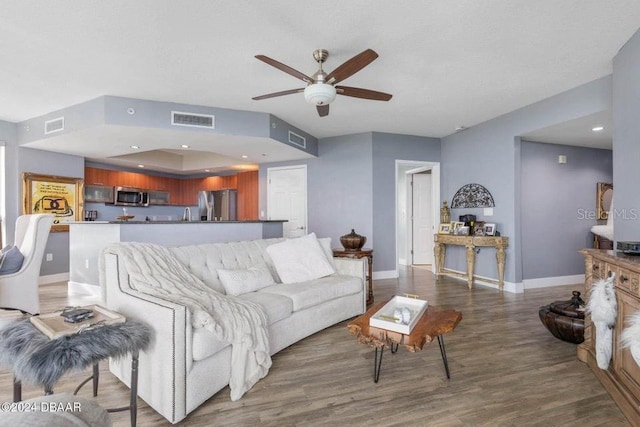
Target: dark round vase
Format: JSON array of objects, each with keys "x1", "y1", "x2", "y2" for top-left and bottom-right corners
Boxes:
[
  {"x1": 539, "y1": 291, "x2": 585, "y2": 344},
  {"x1": 340, "y1": 229, "x2": 366, "y2": 251}
]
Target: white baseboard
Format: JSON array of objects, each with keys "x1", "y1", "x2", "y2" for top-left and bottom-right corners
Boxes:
[
  {"x1": 441, "y1": 268, "x2": 524, "y2": 293},
  {"x1": 68, "y1": 281, "x2": 102, "y2": 297},
  {"x1": 39, "y1": 272, "x2": 69, "y2": 285},
  {"x1": 399, "y1": 258, "x2": 407, "y2": 266},
  {"x1": 523, "y1": 274, "x2": 585, "y2": 290},
  {"x1": 373, "y1": 270, "x2": 398, "y2": 280}
]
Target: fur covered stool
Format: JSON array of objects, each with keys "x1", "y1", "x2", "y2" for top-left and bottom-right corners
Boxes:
[{"x1": 0, "y1": 318, "x2": 151, "y2": 426}]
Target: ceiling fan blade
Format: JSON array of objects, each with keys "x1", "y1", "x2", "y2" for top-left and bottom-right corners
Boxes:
[
  {"x1": 255, "y1": 55, "x2": 313, "y2": 84},
  {"x1": 252, "y1": 88, "x2": 304, "y2": 101},
  {"x1": 317, "y1": 104, "x2": 329, "y2": 117},
  {"x1": 336, "y1": 86, "x2": 392, "y2": 101},
  {"x1": 325, "y1": 49, "x2": 378, "y2": 84}
]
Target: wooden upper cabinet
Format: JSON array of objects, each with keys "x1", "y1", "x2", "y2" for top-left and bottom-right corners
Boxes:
[
  {"x1": 237, "y1": 170, "x2": 259, "y2": 220},
  {"x1": 85, "y1": 167, "x2": 250, "y2": 207}
]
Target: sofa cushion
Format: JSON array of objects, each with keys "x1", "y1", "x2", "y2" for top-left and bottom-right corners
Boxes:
[
  {"x1": 191, "y1": 292, "x2": 293, "y2": 361},
  {"x1": 217, "y1": 265, "x2": 275, "y2": 296},
  {"x1": 192, "y1": 329, "x2": 230, "y2": 361},
  {"x1": 259, "y1": 274, "x2": 362, "y2": 311},
  {"x1": 170, "y1": 238, "x2": 285, "y2": 294},
  {"x1": 266, "y1": 233, "x2": 335, "y2": 284},
  {"x1": 237, "y1": 292, "x2": 293, "y2": 325}
]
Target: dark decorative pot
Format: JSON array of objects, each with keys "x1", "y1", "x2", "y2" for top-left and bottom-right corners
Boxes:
[
  {"x1": 539, "y1": 291, "x2": 585, "y2": 344},
  {"x1": 340, "y1": 229, "x2": 366, "y2": 251}
]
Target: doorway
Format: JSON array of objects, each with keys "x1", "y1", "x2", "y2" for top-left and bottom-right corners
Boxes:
[
  {"x1": 396, "y1": 160, "x2": 440, "y2": 272},
  {"x1": 267, "y1": 165, "x2": 308, "y2": 238},
  {"x1": 411, "y1": 171, "x2": 433, "y2": 264}
]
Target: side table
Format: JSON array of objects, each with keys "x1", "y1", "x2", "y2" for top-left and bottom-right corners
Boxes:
[
  {"x1": 333, "y1": 248, "x2": 374, "y2": 305},
  {"x1": 0, "y1": 316, "x2": 151, "y2": 427}
]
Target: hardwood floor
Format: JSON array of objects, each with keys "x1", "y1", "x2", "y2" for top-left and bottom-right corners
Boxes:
[{"x1": 0, "y1": 268, "x2": 630, "y2": 426}]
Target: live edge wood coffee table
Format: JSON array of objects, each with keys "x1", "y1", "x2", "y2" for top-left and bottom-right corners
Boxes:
[{"x1": 347, "y1": 301, "x2": 462, "y2": 382}]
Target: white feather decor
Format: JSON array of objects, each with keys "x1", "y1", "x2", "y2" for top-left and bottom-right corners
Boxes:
[
  {"x1": 586, "y1": 274, "x2": 617, "y2": 369},
  {"x1": 621, "y1": 311, "x2": 640, "y2": 367}
]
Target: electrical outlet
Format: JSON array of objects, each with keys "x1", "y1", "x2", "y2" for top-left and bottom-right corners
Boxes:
[{"x1": 45, "y1": 253, "x2": 53, "y2": 262}]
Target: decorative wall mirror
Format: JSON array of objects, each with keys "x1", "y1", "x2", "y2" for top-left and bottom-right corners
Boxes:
[{"x1": 597, "y1": 182, "x2": 613, "y2": 221}]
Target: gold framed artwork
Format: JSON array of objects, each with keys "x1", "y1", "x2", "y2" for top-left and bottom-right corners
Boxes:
[
  {"x1": 596, "y1": 182, "x2": 613, "y2": 221},
  {"x1": 22, "y1": 173, "x2": 84, "y2": 232}
]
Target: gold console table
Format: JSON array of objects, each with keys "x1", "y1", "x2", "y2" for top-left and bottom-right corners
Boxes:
[{"x1": 433, "y1": 234, "x2": 509, "y2": 290}]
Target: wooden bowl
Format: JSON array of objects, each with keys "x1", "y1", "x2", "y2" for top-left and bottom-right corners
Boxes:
[{"x1": 116, "y1": 215, "x2": 135, "y2": 221}]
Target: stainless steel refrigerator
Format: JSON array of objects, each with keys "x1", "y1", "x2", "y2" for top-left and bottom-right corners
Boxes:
[{"x1": 198, "y1": 189, "x2": 237, "y2": 221}]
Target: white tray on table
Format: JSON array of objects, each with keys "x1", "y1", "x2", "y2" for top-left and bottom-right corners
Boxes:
[
  {"x1": 30, "y1": 305, "x2": 126, "y2": 339},
  {"x1": 369, "y1": 296, "x2": 428, "y2": 335}
]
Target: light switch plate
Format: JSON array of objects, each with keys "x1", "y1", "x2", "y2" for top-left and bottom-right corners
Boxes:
[{"x1": 484, "y1": 208, "x2": 494, "y2": 216}]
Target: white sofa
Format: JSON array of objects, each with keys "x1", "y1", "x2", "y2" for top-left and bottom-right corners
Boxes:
[{"x1": 101, "y1": 237, "x2": 366, "y2": 424}]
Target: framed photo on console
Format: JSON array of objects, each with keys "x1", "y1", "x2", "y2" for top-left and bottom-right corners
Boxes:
[
  {"x1": 483, "y1": 223, "x2": 496, "y2": 236},
  {"x1": 473, "y1": 222, "x2": 485, "y2": 236},
  {"x1": 438, "y1": 223, "x2": 451, "y2": 234},
  {"x1": 458, "y1": 226, "x2": 470, "y2": 236},
  {"x1": 452, "y1": 221, "x2": 465, "y2": 235}
]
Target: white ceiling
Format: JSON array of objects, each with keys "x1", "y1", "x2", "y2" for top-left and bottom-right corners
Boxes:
[{"x1": 2, "y1": 0, "x2": 637, "y2": 170}]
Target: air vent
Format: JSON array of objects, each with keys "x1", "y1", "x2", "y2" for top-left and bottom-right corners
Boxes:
[
  {"x1": 288, "y1": 131, "x2": 306, "y2": 148},
  {"x1": 44, "y1": 117, "x2": 64, "y2": 135},
  {"x1": 171, "y1": 111, "x2": 215, "y2": 129}
]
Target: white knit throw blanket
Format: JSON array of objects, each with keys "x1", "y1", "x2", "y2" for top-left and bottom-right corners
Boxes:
[{"x1": 102, "y1": 242, "x2": 272, "y2": 401}]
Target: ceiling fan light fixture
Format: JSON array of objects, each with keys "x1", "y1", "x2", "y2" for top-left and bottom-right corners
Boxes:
[{"x1": 304, "y1": 83, "x2": 336, "y2": 106}]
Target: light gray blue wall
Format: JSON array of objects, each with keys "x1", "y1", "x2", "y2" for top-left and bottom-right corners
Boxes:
[
  {"x1": 259, "y1": 132, "x2": 373, "y2": 252},
  {"x1": 260, "y1": 131, "x2": 441, "y2": 273},
  {"x1": 442, "y1": 76, "x2": 611, "y2": 284},
  {"x1": 521, "y1": 140, "x2": 612, "y2": 280},
  {"x1": 372, "y1": 132, "x2": 441, "y2": 271},
  {"x1": 18, "y1": 147, "x2": 85, "y2": 275},
  {"x1": 613, "y1": 27, "x2": 640, "y2": 241}
]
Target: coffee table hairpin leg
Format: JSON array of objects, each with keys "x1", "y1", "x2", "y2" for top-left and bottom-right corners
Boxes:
[
  {"x1": 437, "y1": 335, "x2": 451, "y2": 379},
  {"x1": 373, "y1": 343, "x2": 399, "y2": 383}
]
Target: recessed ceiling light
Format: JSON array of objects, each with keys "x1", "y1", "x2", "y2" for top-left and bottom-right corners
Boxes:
[
  {"x1": 204, "y1": 169, "x2": 210, "y2": 172},
  {"x1": 130, "y1": 145, "x2": 140, "y2": 149},
  {"x1": 592, "y1": 126, "x2": 604, "y2": 132},
  {"x1": 137, "y1": 164, "x2": 145, "y2": 168},
  {"x1": 241, "y1": 155, "x2": 248, "y2": 159},
  {"x1": 180, "y1": 144, "x2": 190, "y2": 148}
]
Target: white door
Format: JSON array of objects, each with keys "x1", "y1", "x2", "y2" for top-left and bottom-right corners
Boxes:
[
  {"x1": 267, "y1": 165, "x2": 307, "y2": 238},
  {"x1": 412, "y1": 173, "x2": 432, "y2": 264}
]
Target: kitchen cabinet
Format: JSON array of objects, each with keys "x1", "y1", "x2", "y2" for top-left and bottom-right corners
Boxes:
[
  {"x1": 84, "y1": 184, "x2": 114, "y2": 203},
  {"x1": 237, "y1": 170, "x2": 259, "y2": 220},
  {"x1": 84, "y1": 167, "x2": 256, "y2": 208},
  {"x1": 148, "y1": 190, "x2": 170, "y2": 205}
]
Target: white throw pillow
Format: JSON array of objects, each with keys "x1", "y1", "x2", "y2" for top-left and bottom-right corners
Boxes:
[
  {"x1": 217, "y1": 264, "x2": 276, "y2": 296},
  {"x1": 317, "y1": 237, "x2": 337, "y2": 270},
  {"x1": 266, "y1": 233, "x2": 336, "y2": 284}
]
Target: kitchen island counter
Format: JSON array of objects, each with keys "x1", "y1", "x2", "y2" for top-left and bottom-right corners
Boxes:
[{"x1": 69, "y1": 220, "x2": 285, "y2": 293}]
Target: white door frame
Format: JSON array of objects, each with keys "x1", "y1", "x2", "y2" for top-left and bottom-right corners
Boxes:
[
  {"x1": 267, "y1": 164, "x2": 308, "y2": 237},
  {"x1": 395, "y1": 160, "x2": 440, "y2": 274}
]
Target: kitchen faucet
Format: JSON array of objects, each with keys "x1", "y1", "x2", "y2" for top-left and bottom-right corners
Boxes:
[{"x1": 183, "y1": 207, "x2": 191, "y2": 222}]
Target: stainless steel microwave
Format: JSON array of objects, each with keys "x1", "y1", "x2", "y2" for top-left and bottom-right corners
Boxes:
[{"x1": 111, "y1": 187, "x2": 149, "y2": 207}]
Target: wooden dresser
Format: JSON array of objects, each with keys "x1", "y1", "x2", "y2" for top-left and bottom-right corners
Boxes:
[{"x1": 579, "y1": 249, "x2": 640, "y2": 423}]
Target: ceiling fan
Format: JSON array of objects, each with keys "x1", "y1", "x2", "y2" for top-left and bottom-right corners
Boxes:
[{"x1": 252, "y1": 49, "x2": 392, "y2": 117}]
